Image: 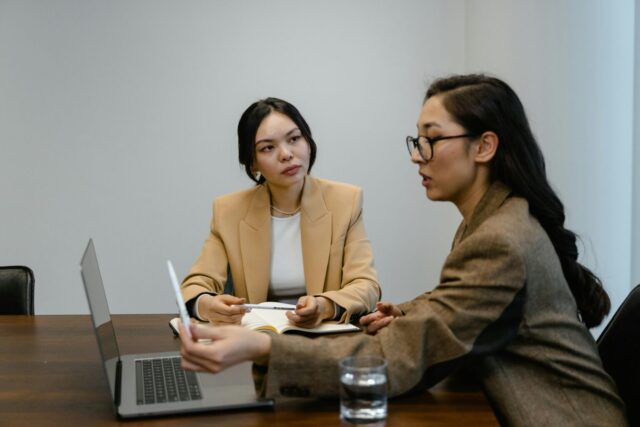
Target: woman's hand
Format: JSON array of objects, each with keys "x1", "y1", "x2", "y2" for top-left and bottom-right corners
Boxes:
[
  {"x1": 179, "y1": 323, "x2": 271, "y2": 374},
  {"x1": 286, "y1": 295, "x2": 335, "y2": 328},
  {"x1": 198, "y1": 294, "x2": 249, "y2": 325},
  {"x1": 359, "y1": 301, "x2": 403, "y2": 335}
]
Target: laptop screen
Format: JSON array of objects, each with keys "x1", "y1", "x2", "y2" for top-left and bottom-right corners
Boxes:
[{"x1": 80, "y1": 239, "x2": 121, "y2": 405}]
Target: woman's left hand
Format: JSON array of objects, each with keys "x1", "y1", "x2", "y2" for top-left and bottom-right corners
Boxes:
[
  {"x1": 179, "y1": 323, "x2": 271, "y2": 374},
  {"x1": 286, "y1": 295, "x2": 334, "y2": 328},
  {"x1": 359, "y1": 301, "x2": 403, "y2": 335}
]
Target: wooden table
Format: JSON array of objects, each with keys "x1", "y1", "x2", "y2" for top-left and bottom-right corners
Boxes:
[{"x1": 0, "y1": 315, "x2": 498, "y2": 426}]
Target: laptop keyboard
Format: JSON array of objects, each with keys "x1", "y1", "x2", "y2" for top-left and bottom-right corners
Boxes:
[{"x1": 135, "y1": 356, "x2": 202, "y2": 405}]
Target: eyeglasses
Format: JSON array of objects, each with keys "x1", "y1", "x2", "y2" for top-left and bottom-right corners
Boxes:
[{"x1": 405, "y1": 134, "x2": 477, "y2": 161}]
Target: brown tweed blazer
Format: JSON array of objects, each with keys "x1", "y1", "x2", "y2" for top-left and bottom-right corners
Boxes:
[
  {"x1": 181, "y1": 176, "x2": 381, "y2": 322},
  {"x1": 264, "y1": 181, "x2": 627, "y2": 426}
]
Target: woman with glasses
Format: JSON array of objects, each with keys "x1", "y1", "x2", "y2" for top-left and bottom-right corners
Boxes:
[
  {"x1": 178, "y1": 76, "x2": 627, "y2": 425},
  {"x1": 180, "y1": 97, "x2": 380, "y2": 328}
]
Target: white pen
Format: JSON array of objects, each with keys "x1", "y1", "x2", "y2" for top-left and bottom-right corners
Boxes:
[
  {"x1": 238, "y1": 304, "x2": 296, "y2": 311},
  {"x1": 167, "y1": 260, "x2": 192, "y2": 338}
]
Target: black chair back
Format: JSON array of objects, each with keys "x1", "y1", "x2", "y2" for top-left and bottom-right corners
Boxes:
[
  {"x1": 0, "y1": 266, "x2": 35, "y2": 314},
  {"x1": 597, "y1": 284, "x2": 640, "y2": 426}
]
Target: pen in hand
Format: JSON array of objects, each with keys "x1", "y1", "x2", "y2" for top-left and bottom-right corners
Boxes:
[
  {"x1": 236, "y1": 304, "x2": 296, "y2": 311},
  {"x1": 167, "y1": 260, "x2": 192, "y2": 338}
]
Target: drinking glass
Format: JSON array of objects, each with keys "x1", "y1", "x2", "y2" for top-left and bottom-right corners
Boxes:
[{"x1": 339, "y1": 355, "x2": 388, "y2": 424}]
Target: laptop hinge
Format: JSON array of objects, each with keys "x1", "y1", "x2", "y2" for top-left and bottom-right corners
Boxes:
[{"x1": 114, "y1": 359, "x2": 122, "y2": 407}]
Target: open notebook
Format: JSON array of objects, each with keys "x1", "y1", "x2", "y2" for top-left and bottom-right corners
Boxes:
[{"x1": 170, "y1": 301, "x2": 360, "y2": 335}]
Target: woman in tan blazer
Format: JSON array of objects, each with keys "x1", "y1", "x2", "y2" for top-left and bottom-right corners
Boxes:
[
  {"x1": 179, "y1": 76, "x2": 627, "y2": 425},
  {"x1": 181, "y1": 98, "x2": 380, "y2": 328}
]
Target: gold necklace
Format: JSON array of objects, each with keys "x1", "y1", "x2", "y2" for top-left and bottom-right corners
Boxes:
[{"x1": 270, "y1": 205, "x2": 301, "y2": 216}]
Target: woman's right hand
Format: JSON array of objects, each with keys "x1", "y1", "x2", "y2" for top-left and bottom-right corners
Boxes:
[
  {"x1": 359, "y1": 301, "x2": 403, "y2": 335},
  {"x1": 197, "y1": 294, "x2": 249, "y2": 325},
  {"x1": 180, "y1": 323, "x2": 271, "y2": 374}
]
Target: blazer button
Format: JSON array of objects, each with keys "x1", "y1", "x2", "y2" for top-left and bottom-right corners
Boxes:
[
  {"x1": 280, "y1": 386, "x2": 291, "y2": 395},
  {"x1": 280, "y1": 385, "x2": 311, "y2": 397}
]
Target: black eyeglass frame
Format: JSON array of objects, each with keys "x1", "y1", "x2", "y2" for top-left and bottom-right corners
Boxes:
[{"x1": 405, "y1": 134, "x2": 478, "y2": 161}]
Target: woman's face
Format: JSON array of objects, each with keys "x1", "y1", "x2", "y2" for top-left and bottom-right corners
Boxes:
[
  {"x1": 411, "y1": 95, "x2": 480, "y2": 205},
  {"x1": 254, "y1": 111, "x2": 311, "y2": 190}
]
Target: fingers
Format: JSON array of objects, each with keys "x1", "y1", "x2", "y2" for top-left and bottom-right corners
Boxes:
[
  {"x1": 178, "y1": 324, "x2": 212, "y2": 351},
  {"x1": 180, "y1": 325, "x2": 268, "y2": 374},
  {"x1": 216, "y1": 295, "x2": 248, "y2": 315},
  {"x1": 294, "y1": 296, "x2": 317, "y2": 316},
  {"x1": 189, "y1": 323, "x2": 221, "y2": 340},
  {"x1": 286, "y1": 309, "x2": 319, "y2": 328},
  {"x1": 361, "y1": 302, "x2": 401, "y2": 333},
  {"x1": 210, "y1": 314, "x2": 244, "y2": 325},
  {"x1": 286, "y1": 310, "x2": 303, "y2": 324},
  {"x1": 178, "y1": 322, "x2": 193, "y2": 343},
  {"x1": 375, "y1": 301, "x2": 395, "y2": 314},
  {"x1": 363, "y1": 315, "x2": 395, "y2": 335},
  {"x1": 179, "y1": 326, "x2": 212, "y2": 370},
  {"x1": 359, "y1": 310, "x2": 385, "y2": 326},
  {"x1": 180, "y1": 325, "x2": 230, "y2": 373},
  {"x1": 181, "y1": 347, "x2": 225, "y2": 374},
  {"x1": 180, "y1": 357, "x2": 207, "y2": 373},
  {"x1": 217, "y1": 294, "x2": 246, "y2": 304},
  {"x1": 203, "y1": 295, "x2": 248, "y2": 324}
]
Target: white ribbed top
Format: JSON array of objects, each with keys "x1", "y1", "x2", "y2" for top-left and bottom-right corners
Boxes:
[{"x1": 269, "y1": 213, "x2": 305, "y2": 300}]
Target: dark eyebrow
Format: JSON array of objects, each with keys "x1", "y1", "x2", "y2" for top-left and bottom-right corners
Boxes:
[
  {"x1": 418, "y1": 122, "x2": 441, "y2": 131},
  {"x1": 255, "y1": 127, "x2": 301, "y2": 145}
]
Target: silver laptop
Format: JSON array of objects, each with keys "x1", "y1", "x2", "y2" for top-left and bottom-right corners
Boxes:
[{"x1": 80, "y1": 238, "x2": 273, "y2": 418}]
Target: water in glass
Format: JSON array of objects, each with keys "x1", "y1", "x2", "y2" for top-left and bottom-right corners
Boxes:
[{"x1": 340, "y1": 370, "x2": 387, "y2": 423}]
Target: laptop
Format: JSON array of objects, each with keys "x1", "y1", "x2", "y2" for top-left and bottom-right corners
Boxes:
[{"x1": 80, "y1": 238, "x2": 274, "y2": 418}]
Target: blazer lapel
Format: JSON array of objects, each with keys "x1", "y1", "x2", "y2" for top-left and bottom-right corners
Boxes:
[
  {"x1": 239, "y1": 185, "x2": 271, "y2": 303},
  {"x1": 458, "y1": 180, "x2": 512, "y2": 243},
  {"x1": 300, "y1": 177, "x2": 332, "y2": 296}
]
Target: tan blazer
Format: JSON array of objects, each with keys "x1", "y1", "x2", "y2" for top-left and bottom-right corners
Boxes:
[
  {"x1": 181, "y1": 176, "x2": 381, "y2": 322},
  {"x1": 263, "y1": 181, "x2": 627, "y2": 426}
]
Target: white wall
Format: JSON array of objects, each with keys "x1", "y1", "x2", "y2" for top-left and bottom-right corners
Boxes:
[
  {"x1": 0, "y1": 0, "x2": 636, "y2": 321},
  {"x1": 0, "y1": 0, "x2": 466, "y2": 313}
]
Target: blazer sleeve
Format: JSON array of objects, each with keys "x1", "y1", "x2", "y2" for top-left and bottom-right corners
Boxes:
[
  {"x1": 180, "y1": 199, "x2": 229, "y2": 303},
  {"x1": 316, "y1": 188, "x2": 381, "y2": 322},
  {"x1": 263, "y1": 226, "x2": 526, "y2": 398}
]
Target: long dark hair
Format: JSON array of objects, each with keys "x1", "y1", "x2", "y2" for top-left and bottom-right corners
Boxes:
[
  {"x1": 426, "y1": 74, "x2": 610, "y2": 328},
  {"x1": 237, "y1": 97, "x2": 317, "y2": 184}
]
